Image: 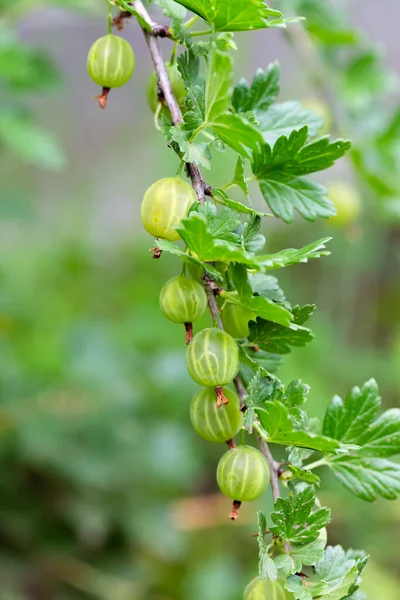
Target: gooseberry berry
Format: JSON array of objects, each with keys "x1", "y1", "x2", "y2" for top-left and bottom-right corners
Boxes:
[
  {"x1": 328, "y1": 181, "x2": 362, "y2": 227},
  {"x1": 141, "y1": 177, "x2": 196, "y2": 241},
  {"x1": 146, "y1": 63, "x2": 186, "y2": 116},
  {"x1": 244, "y1": 577, "x2": 294, "y2": 600},
  {"x1": 222, "y1": 303, "x2": 256, "y2": 339},
  {"x1": 190, "y1": 387, "x2": 243, "y2": 443},
  {"x1": 87, "y1": 34, "x2": 135, "y2": 89},
  {"x1": 217, "y1": 445, "x2": 270, "y2": 502},
  {"x1": 159, "y1": 276, "x2": 207, "y2": 324},
  {"x1": 186, "y1": 328, "x2": 239, "y2": 388}
]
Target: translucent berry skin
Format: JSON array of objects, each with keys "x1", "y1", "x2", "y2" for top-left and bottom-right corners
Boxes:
[
  {"x1": 87, "y1": 35, "x2": 135, "y2": 88},
  {"x1": 244, "y1": 577, "x2": 294, "y2": 600},
  {"x1": 186, "y1": 328, "x2": 239, "y2": 387},
  {"x1": 141, "y1": 177, "x2": 196, "y2": 241},
  {"x1": 222, "y1": 303, "x2": 256, "y2": 339},
  {"x1": 146, "y1": 64, "x2": 186, "y2": 115},
  {"x1": 190, "y1": 387, "x2": 243, "y2": 443},
  {"x1": 159, "y1": 276, "x2": 207, "y2": 324},
  {"x1": 217, "y1": 445, "x2": 270, "y2": 502}
]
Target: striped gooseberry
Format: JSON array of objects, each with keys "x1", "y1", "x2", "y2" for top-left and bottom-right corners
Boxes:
[
  {"x1": 159, "y1": 276, "x2": 207, "y2": 324},
  {"x1": 217, "y1": 445, "x2": 270, "y2": 502},
  {"x1": 190, "y1": 387, "x2": 242, "y2": 443},
  {"x1": 87, "y1": 34, "x2": 135, "y2": 89},
  {"x1": 222, "y1": 303, "x2": 256, "y2": 339},
  {"x1": 186, "y1": 328, "x2": 239, "y2": 388},
  {"x1": 244, "y1": 577, "x2": 294, "y2": 600},
  {"x1": 146, "y1": 63, "x2": 186, "y2": 116},
  {"x1": 141, "y1": 177, "x2": 196, "y2": 241}
]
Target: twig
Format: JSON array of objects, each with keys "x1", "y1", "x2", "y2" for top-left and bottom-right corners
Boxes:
[
  {"x1": 257, "y1": 438, "x2": 281, "y2": 502},
  {"x1": 132, "y1": 0, "x2": 206, "y2": 202},
  {"x1": 132, "y1": 0, "x2": 281, "y2": 507}
]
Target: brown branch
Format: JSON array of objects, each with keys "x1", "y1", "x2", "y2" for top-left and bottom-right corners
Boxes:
[
  {"x1": 258, "y1": 438, "x2": 281, "y2": 502},
  {"x1": 132, "y1": 0, "x2": 281, "y2": 506},
  {"x1": 132, "y1": 0, "x2": 205, "y2": 201}
]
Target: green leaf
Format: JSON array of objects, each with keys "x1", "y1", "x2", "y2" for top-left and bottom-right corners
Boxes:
[
  {"x1": 250, "y1": 273, "x2": 286, "y2": 303},
  {"x1": 322, "y1": 379, "x2": 400, "y2": 501},
  {"x1": 177, "y1": 213, "x2": 331, "y2": 270},
  {"x1": 259, "y1": 238, "x2": 331, "y2": 269},
  {"x1": 198, "y1": 201, "x2": 241, "y2": 244},
  {"x1": 169, "y1": 125, "x2": 212, "y2": 169},
  {"x1": 0, "y1": 113, "x2": 66, "y2": 171},
  {"x1": 257, "y1": 511, "x2": 278, "y2": 582},
  {"x1": 270, "y1": 486, "x2": 330, "y2": 544},
  {"x1": 211, "y1": 112, "x2": 264, "y2": 158},
  {"x1": 177, "y1": 50, "x2": 201, "y2": 88},
  {"x1": 205, "y1": 48, "x2": 233, "y2": 122},
  {"x1": 287, "y1": 465, "x2": 321, "y2": 486},
  {"x1": 290, "y1": 538, "x2": 326, "y2": 571},
  {"x1": 326, "y1": 457, "x2": 400, "y2": 503},
  {"x1": 256, "y1": 402, "x2": 342, "y2": 453},
  {"x1": 312, "y1": 546, "x2": 360, "y2": 600},
  {"x1": 241, "y1": 215, "x2": 267, "y2": 252},
  {"x1": 155, "y1": 0, "x2": 187, "y2": 19},
  {"x1": 238, "y1": 346, "x2": 282, "y2": 384},
  {"x1": 232, "y1": 63, "x2": 280, "y2": 114},
  {"x1": 173, "y1": 0, "x2": 282, "y2": 32},
  {"x1": 258, "y1": 101, "x2": 324, "y2": 145},
  {"x1": 176, "y1": 212, "x2": 260, "y2": 267},
  {"x1": 213, "y1": 189, "x2": 269, "y2": 218},
  {"x1": 230, "y1": 263, "x2": 293, "y2": 326},
  {"x1": 155, "y1": 239, "x2": 224, "y2": 283},
  {"x1": 231, "y1": 156, "x2": 249, "y2": 196},
  {"x1": 252, "y1": 129, "x2": 351, "y2": 222},
  {"x1": 248, "y1": 305, "x2": 315, "y2": 354}
]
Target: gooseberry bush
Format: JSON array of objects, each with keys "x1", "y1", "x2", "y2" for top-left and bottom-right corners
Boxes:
[{"x1": 88, "y1": 1, "x2": 400, "y2": 598}]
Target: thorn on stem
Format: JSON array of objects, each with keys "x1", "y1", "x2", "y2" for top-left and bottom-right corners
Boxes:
[
  {"x1": 215, "y1": 386, "x2": 229, "y2": 409},
  {"x1": 229, "y1": 500, "x2": 242, "y2": 520},
  {"x1": 94, "y1": 87, "x2": 110, "y2": 109},
  {"x1": 184, "y1": 323, "x2": 193, "y2": 345}
]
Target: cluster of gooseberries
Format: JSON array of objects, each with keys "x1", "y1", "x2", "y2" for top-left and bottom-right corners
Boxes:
[
  {"x1": 87, "y1": 25, "x2": 294, "y2": 599},
  {"x1": 87, "y1": 32, "x2": 186, "y2": 112},
  {"x1": 139, "y1": 175, "x2": 271, "y2": 519}
]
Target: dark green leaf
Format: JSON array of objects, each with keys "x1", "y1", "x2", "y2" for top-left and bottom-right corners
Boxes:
[
  {"x1": 155, "y1": 0, "x2": 187, "y2": 19},
  {"x1": 230, "y1": 263, "x2": 293, "y2": 326},
  {"x1": 155, "y1": 239, "x2": 224, "y2": 282},
  {"x1": 258, "y1": 101, "x2": 324, "y2": 145},
  {"x1": 248, "y1": 306, "x2": 315, "y2": 354},
  {"x1": 270, "y1": 486, "x2": 330, "y2": 544},
  {"x1": 232, "y1": 63, "x2": 280, "y2": 114},
  {"x1": 211, "y1": 112, "x2": 264, "y2": 158},
  {"x1": 257, "y1": 402, "x2": 342, "y2": 453},
  {"x1": 205, "y1": 48, "x2": 233, "y2": 122}
]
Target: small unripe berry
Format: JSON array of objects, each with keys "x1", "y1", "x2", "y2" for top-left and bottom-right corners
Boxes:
[
  {"x1": 244, "y1": 577, "x2": 294, "y2": 600},
  {"x1": 159, "y1": 276, "x2": 207, "y2": 324},
  {"x1": 186, "y1": 328, "x2": 239, "y2": 387},
  {"x1": 222, "y1": 303, "x2": 256, "y2": 339},
  {"x1": 87, "y1": 34, "x2": 135, "y2": 88},
  {"x1": 190, "y1": 387, "x2": 243, "y2": 443},
  {"x1": 146, "y1": 64, "x2": 186, "y2": 116},
  {"x1": 141, "y1": 177, "x2": 196, "y2": 241},
  {"x1": 328, "y1": 181, "x2": 362, "y2": 227},
  {"x1": 217, "y1": 445, "x2": 270, "y2": 502}
]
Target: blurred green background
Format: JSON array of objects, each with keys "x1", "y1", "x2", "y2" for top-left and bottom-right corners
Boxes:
[{"x1": 0, "y1": 0, "x2": 399, "y2": 598}]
